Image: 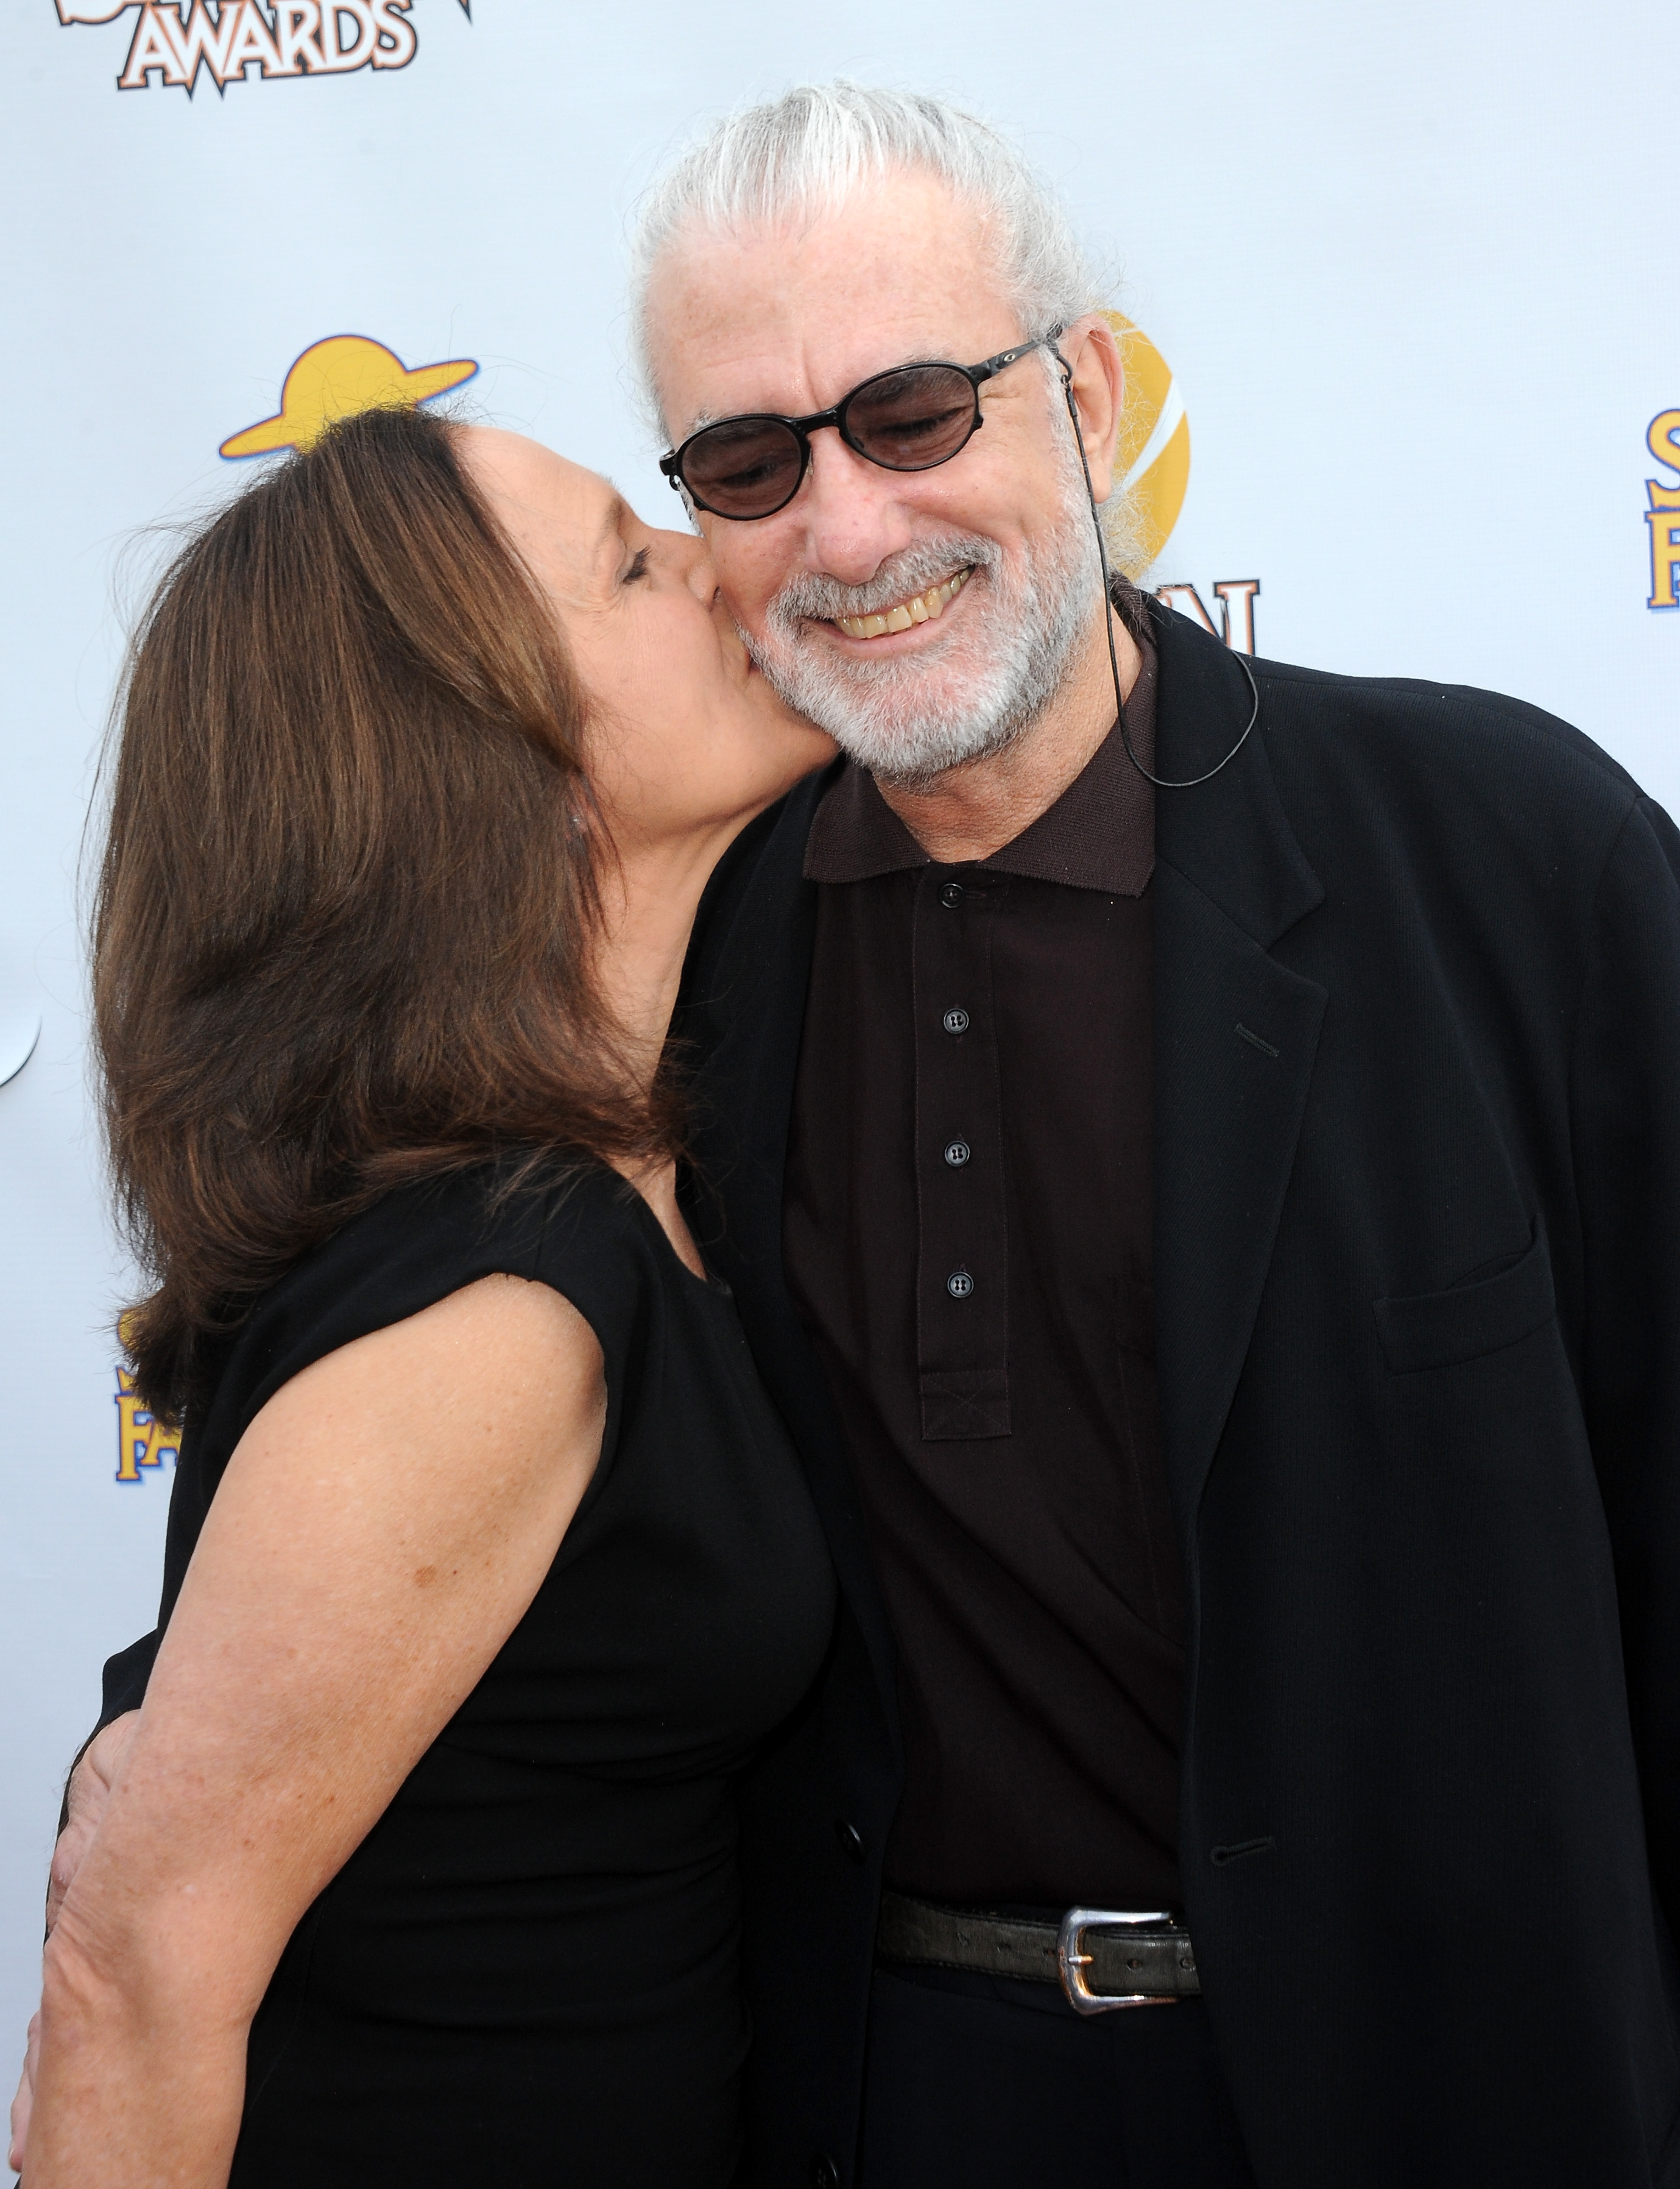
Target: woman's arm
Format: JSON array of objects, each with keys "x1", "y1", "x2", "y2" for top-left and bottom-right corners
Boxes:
[
  {"x1": 24, "y1": 1271, "x2": 605, "y2": 2189},
  {"x1": 9, "y1": 1712, "x2": 139, "y2": 2174}
]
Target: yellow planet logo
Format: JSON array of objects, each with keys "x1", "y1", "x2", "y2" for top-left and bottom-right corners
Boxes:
[
  {"x1": 1103, "y1": 311, "x2": 1191, "y2": 578},
  {"x1": 220, "y1": 334, "x2": 479, "y2": 460}
]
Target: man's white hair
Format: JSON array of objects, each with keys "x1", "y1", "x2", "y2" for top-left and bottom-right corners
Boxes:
[
  {"x1": 630, "y1": 82, "x2": 1097, "y2": 429},
  {"x1": 629, "y1": 82, "x2": 1146, "y2": 576}
]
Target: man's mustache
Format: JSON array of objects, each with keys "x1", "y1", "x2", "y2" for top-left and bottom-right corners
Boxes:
[{"x1": 767, "y1": 536, "x2": 999, "y2": 628}]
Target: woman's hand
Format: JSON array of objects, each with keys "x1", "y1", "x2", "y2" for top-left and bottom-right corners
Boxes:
[
  {"x1": 8, "y1": 1713, "x2": 139, "y2": 2174},
  {"x1": 23, "y1": 1273, "x2": 605, "y2": 2189}
]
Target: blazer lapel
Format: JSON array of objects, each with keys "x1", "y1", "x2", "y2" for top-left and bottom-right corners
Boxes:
[
  {"x1": 1151, "y1": 606, "x2": 1327, "y2": 1568},
  {"x1": 677, "y1": 770, "x2": 903, "y2": 1730}
]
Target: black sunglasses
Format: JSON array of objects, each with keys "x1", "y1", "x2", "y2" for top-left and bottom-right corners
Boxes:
[{"x1": 658, "y1": 334, "x2": 1062, "y2": 521}]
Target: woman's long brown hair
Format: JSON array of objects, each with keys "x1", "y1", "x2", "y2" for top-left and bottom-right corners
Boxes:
[{"x1": 94, "y1": 405, "x2": 673, "y2": 1420}]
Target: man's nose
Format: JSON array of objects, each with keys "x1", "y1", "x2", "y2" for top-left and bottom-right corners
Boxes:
[{"x1": 794, "y1": 430, "x2": 918, "y2": 587}]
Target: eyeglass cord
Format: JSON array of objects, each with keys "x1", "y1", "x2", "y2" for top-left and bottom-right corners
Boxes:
[{"x1": 1051, "y1": 345, "x2": 1258, "y2": 790}]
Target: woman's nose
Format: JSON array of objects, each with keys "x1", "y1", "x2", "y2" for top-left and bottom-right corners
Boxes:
[
  {"x1": 684, "y1": 545, "x2": 722, "y2": 607},
  {"x1": 651, "y1": 522, "x2": 721, "y2": 604}
]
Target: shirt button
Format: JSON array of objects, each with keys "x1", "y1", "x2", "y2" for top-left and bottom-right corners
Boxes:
[
  {"x1": 835, "y1": 1818, "x2": 866, "y2": 1862},
  {"x1": 813, "y1": 2160, "x2": 841, "y2": 2189},
  {"x1": 942, "y1": 1006, "x2": 970, "y2": 1036},
  {"x1": 939, "y1": 881, "x2": 965, "y2": 910},
  {"x1": 944, "y1": 1139, "x2": 971, "y2": 1167},
  {"x1": 946, "y1": 1269, "x2": 974, "y2": 1300}
]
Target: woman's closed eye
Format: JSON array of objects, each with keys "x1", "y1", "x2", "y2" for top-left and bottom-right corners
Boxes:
[{"x1": 622, "y1": 547, "x2": 651, "y2": 585}]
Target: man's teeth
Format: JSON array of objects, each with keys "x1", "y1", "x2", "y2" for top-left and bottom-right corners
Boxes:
[{"x1": 835, "y1": 568, "x2": 971, "y2": 641}]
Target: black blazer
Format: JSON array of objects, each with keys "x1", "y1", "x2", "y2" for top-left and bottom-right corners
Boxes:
[{"x1": 677, "y1": 597, "x2": 1680, "y2": 2188}]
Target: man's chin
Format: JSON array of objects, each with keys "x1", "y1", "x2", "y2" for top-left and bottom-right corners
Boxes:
[
  {"x1": 778, "y1": 648, "x2": 993, "y2": 724},
  {"x1": 824, "y1": 704, "x2": 1028, "y2": 789},
  {"x1": 747, "y1": 631, "x2": 1036, "y2": 782}
]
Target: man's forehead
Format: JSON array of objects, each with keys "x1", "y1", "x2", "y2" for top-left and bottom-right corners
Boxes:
[{"x1": 647, "y1": 178, "x2": 1020, "y2": 433}]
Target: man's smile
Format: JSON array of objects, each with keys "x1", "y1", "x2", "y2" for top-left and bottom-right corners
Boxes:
[{"x1": 832, "y1": 567, "x2": 972, "y2": 642}]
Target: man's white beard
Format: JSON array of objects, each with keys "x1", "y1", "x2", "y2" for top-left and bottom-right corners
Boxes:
[{"x1": 745, "y1": 464, "x2": 1103, "y2": 791}]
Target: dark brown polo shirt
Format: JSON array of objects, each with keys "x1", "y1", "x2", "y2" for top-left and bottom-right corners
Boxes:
[{"x1": 782, "y1": 638, "x2": 1186, "y2": 1911}]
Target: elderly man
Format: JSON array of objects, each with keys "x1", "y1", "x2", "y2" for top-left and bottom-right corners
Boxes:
[
  {"x1": 23, "y1": 80, "x2": 1680, "y2": 2189},
  {"x1": 636, "y1": 83, "x2": 1680, "y2": 2189}
]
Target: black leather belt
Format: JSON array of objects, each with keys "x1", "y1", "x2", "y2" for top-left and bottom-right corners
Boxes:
[{"x1": 876, "y1": 1889, "x2": 1201, "y2": 2015}]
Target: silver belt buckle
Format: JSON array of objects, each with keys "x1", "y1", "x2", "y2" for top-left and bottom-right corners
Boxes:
[{"x1": 1056, "y1": 1905, "x2": 1179, "y2": 2015}]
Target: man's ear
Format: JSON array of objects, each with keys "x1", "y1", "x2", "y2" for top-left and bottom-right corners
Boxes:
[{"x1": 1057, "y1": 315, "x2": 1124, "y2": 504}]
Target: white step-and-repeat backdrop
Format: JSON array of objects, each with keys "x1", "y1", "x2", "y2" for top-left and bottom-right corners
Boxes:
[{"x1": 2, "y1": 0, "x2": 1676, "y2": 2054}]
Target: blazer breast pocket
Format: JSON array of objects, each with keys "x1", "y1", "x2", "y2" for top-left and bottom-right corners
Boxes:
[{"x1": 1374, "y1": 1231, "x2": 1556, "y2": 1374}]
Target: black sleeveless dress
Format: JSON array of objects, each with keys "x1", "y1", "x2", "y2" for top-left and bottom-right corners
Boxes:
[{"x1": 143, "y1": 1158, "x2": 837, "y2": 2188}]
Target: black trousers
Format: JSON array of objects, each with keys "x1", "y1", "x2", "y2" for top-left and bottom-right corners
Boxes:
[{"x1": 858, "y1": 1964, "x2": 1258, "y2": 2189}]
